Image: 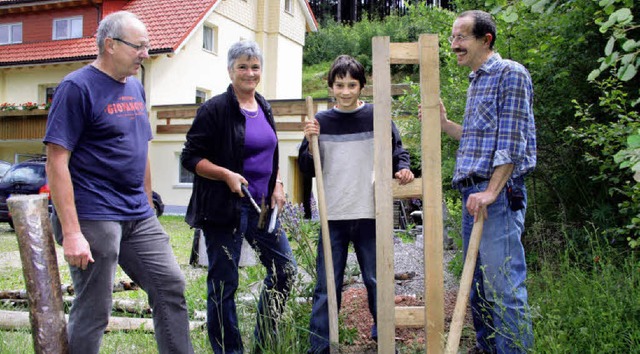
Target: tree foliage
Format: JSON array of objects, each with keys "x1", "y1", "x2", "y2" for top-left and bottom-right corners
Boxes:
[
  {"x1": 589, "y1": 0, "x2": 640, "y2": 92},
  {"x1": 307, "y1": 0, "x2": 452, "y2": 25}
]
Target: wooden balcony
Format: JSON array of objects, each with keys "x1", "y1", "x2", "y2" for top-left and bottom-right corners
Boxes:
[
  {"x1": 0, "y1": 110, "x2": 48, "y2": 140},
  {"x1": 154, "y1": 98, "x2": 331, "y2": 135}
]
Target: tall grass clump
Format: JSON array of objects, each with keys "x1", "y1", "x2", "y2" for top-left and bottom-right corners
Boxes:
[
  {"x1": 230, "y1": 201, "x2": 320, "y2": 353},
  {"x1": 529, "y1": 225, "x2": 640, "y2": 353}
]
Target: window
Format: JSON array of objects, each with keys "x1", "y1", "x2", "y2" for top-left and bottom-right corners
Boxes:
[
  {"x1": 202, "y1": 25, "x2": 217, "y2": 53},
  {"x1": 284, "y1": 0, "x2": 293, "y2": 14},
  {"x1": 39, "y1": 85, "x2": 57, "y2": 105},
  {"x1": 53, "y1": 17, "x2": 82, "y2": 40},
  {"x1": 45, "y1": 87, "x2": 56, "y2": 104},
  {"x1": 179, "y1": 164, "x2": 194, "y2": 184},
  {"x1": 0, "y1": 23, "x2": 22, "y2": 45},
  {"x1": 195, "y1": 89, "x2": 208, "y2": 104}
]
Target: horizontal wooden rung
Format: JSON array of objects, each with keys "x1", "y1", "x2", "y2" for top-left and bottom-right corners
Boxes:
[
  {"x1": 390, "y1": 42, "x2": 419, "y2": 64},
  {"x1": 392, "y1": 178, "x2": 422, "y2": 199},
  {"x1": 395, "y1": 306, "x2": 425, "y2": 328}
]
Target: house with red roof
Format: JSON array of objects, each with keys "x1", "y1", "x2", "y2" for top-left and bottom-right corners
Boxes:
[{"x1": 0, "y1": 0, "x2": 318, "y2": 208}]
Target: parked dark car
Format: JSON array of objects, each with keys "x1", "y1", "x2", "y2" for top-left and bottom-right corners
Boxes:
[
  {"x1": 0, "y1": 157, "x2": 51, "y2": 229},
  {"x1": 0, "y1": 160, "x2": 11, "y2": 178},
  {"x1": 0, "y1": 156, "x2": 165, "y2": 228}
]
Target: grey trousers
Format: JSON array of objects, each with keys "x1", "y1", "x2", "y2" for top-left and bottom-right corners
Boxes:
[{"x1": 52, "y1": 214, "x2": 194, "y2": 354}]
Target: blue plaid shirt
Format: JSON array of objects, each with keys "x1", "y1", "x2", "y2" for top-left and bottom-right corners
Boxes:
[{"x1": 452, "y1": 53, "x2": 537, "y2": 186}]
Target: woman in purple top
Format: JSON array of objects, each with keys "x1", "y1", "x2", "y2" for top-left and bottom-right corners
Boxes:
[{"x1": 181, "y1": 40, "x2": 297, "y2": 354}]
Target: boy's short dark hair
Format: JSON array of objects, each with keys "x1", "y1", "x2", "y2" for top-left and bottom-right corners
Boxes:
[{"x1": 327, "y1": 55, "x2": 366, "y2": 88}]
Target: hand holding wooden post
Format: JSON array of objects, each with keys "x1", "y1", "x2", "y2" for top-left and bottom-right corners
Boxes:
[{"x1": 305, "y1": 96, "x2": 339, "y2": 353}]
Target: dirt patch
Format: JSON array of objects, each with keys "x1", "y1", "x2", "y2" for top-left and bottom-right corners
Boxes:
[
  {"x1": 334, "y1": 235, "x2": 476, "y2": 352},
  {"x1": 339, "y1": 287, "x2": 474, "y2": 352}
]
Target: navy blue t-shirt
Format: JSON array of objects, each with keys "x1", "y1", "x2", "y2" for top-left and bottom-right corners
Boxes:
[{"x1": 44, "y1": 65, "x2": 154, "y2": 220}]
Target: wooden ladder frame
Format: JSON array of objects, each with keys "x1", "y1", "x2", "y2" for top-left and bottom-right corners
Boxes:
[{"x1": 373, "y1": 34, "x2": 444, "y2": 354}]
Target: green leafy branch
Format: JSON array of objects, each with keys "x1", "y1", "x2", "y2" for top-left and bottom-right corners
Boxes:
[
  {"x1": 614, "y1": 129, "x2": 640, "y2": 183},
  {"x1": 589, "y1": 0, "x2": 639, "y2": 88}
]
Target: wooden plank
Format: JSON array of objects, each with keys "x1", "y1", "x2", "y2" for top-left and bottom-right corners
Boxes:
[
  {"x1": 157, "y1": 125, "x2": 190, "y2": 134},
  {"x1": 419, "y1": 33, "x2": 444, "y2": 354},
  {"x1": 271, "y1": 101, "x2": 311, "y2": 116},
  {"x1": 392, "y1": 178, "x2": 423, "y2": 199},
  {"x1": 355, "y1": 83, "x2": 411, "y2": 98},
  {"x1": 372, "y1": 35, "x2": 396, "y2": 354},
  {"x1": 0, "y1": 310, "x2": 205, "y2": 333},
  {"x1": 395, "y1": 306, "x2": 426, "y2": 328},
  {"x1": 157, "y1": 109, "x2": 197, "y2": 119},
  {"x1": 156, "y1": 122, "x2": 305, "y2": 135},
  {"x1": 275, "y1": 122, "x2": 305, "y2": 131},
  {"x1": 390, "y1": 42, "x2": 419, "y2": 64},
  {"x1": 155, "y1": 102, "x2": 321, "y2": 120}
]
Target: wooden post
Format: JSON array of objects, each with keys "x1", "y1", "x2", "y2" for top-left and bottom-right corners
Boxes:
[
  {"x1": 7, "y1": 194, "x2": 68, "y2": 354},
  {"x1": 306, "y1": 96, "x2": 339, "y2": 352},
  {"x1": 445, "y1": 213, "x2": 484, "y2": 354},
  {"x1": 419, "y1": 33, "x2": 445, "y2": 354},
  {"x1": 372, "y1": 35, "x2": 396, "y2": 354},
  {"x1": 372, "y1": 34, "x2": 443, "y2": 353}
]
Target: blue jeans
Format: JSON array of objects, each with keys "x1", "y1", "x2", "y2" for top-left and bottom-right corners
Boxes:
[
  {"x1": 461, "y1": 180, "x2": 534, "y2": 354},
  {"x1": 52, "y1": 214, "x2": 194, "y2": 354},
  {"x1": 308, "y1": 219, "x2": 377, "y2": 354},
  {"x1": 202, "y1": 201, "x2": 297, "y2": 354}
]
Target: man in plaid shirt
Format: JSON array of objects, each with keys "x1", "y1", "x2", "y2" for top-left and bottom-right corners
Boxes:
[{"x1": 440, "y1": 10, "x2": 536, "y2": 354}]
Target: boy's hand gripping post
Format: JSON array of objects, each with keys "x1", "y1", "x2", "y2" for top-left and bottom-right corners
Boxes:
[{"x1": 306, "y1": 96, "x2": 339, "y2": 353}]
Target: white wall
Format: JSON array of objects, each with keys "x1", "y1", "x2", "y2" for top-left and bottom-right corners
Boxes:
[{"x1": 0, "y1": 63, "x2": 85, "y2": 104}]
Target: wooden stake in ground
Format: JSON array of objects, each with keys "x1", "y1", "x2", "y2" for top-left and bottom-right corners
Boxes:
[
  {"x1": 7, "y1": 194, "x2": 68, "y2": 354},
  {"x1": 445, "y1": 212, "x2": 485, "y2": 354},
  {"x1": 306, "y1": 96, "x2": 339, "y2": 352}
]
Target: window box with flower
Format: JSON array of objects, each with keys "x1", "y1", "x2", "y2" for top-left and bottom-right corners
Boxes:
[{"x1": 0, "y1": 102, "x2": 50, "y2": 117}]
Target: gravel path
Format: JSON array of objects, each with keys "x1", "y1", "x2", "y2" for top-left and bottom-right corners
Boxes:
[{"x1": 343, "y1": 232, "x2": 458, "y2": 298}]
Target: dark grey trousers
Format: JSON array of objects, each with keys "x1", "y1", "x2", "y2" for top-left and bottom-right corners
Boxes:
[{"x1": 52, "y1": 214, "x2": 194, "y2": 354}]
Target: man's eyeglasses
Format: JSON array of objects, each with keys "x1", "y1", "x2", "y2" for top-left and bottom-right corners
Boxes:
[
  {"x1": 447, "y1": 34, "x2": 474, "y2": 44},
  {"x1": 113, "y1": 37, "x2": 151, "y2": 52}
]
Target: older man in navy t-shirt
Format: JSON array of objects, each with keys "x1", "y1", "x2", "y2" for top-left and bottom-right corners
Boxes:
[{"x1": 44, "y1": 11, "x2": 194, "y2": 354}]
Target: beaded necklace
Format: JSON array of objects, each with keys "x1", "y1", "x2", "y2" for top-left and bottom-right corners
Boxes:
[{"x1": 241, "y1": 107, "x2": 259, "y2": 119}]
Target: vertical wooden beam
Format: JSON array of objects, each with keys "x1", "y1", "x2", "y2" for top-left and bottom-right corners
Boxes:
[
  {"x1": 7, "y1": 194, "x2": 68, "y2": 354},
  {"x1": 372, "y1": 36, "x2": 395, "y2": 354},
  {"x1": 419, "y1": 33, "x2": 444, "y2": 354},
  {"x1": 306, "y1": 97, "x2": 340, "y2": 352}
]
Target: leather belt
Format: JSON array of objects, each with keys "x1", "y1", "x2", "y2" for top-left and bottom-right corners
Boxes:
[{"x1": 456, "y1": 175, "x2": 489, "y2": 189}]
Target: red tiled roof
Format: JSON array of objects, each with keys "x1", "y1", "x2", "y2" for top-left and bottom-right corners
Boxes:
[
  {"x1": 0, "y1": 0, "x2": 219, "y2": 66},
  {"x1": 122, "y1": 0, "x2": 218, "y2": 53},
  {"x1": 0, "y1": 37, "x2": 98, "y2": 66}
]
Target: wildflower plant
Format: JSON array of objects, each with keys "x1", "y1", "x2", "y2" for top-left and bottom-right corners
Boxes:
[{"x1": 279, "y1": 200, "x2": 319, "y2": 294}]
